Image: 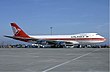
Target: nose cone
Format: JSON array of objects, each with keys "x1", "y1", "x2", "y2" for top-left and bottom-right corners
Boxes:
[
  {"x1": 103, "y1": 38, "x2": 106, "y2": 42},
  {"x1": 99, "y1": 35, "x2": 106, "y2": 42},
  {"x1": 100, "y1": 38, "x2": 106, "y2": 43}
]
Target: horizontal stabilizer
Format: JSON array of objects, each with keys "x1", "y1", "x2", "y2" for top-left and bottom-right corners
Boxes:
[{"x1": 4, "y1": 35, "x2": 38, "y2": 41}]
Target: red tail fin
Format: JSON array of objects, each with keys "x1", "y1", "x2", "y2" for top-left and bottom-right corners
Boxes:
[{"x1": 11, "y1": 23, "x2": 30, "y2": 38}]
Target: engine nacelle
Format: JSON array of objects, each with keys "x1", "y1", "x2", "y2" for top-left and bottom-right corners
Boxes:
[{"x1": 54, "y1": 41, "x2": 66, "y2": 48}]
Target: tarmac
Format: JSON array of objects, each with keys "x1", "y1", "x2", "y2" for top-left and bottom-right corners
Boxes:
[{"x1": 0, "y1": 48, "x2": 109, "y2": 72}]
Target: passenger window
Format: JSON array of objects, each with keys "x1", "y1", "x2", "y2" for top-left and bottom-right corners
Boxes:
[{"x1": 86, "y1": 36, "x2": 89, "y2": 37}]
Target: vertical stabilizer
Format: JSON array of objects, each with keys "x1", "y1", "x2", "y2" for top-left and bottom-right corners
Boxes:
[{"x1": 11, "y1": 23, "x2": 30, "y2": 38}]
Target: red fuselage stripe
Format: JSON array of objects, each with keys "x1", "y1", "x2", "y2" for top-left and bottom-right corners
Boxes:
[{"x1": 43, "y1": 38, "x2": 105, "y2": 41}]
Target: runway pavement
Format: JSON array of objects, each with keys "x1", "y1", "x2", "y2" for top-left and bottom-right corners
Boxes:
[{"x1": 0, "y1": 48, "x2": 109, "y2": 72}]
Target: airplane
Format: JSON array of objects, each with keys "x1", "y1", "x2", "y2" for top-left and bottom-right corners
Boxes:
[{"x1": 4, "y1": 23, "x2": 106, "y2": 48}]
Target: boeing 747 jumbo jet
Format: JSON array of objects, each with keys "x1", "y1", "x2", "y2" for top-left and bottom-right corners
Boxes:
[{"x1": 4, "y1": 23, "x2": 106, "y2": 48}]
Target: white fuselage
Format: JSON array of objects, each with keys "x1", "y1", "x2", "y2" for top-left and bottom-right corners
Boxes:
[{"x1": 29, "y1": 33, "x2": 106, "y2": 44}]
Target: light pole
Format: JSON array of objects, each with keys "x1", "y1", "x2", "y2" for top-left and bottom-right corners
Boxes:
[{"x1": 50, "y1": 27, "x2": 53, "y2": 35}]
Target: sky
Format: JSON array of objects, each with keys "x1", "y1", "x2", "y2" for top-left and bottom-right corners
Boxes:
[{"x1": 0, "y1": 0, "x2": 109, "y2": 44}]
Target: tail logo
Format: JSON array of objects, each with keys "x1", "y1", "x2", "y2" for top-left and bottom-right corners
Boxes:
[{"x1": 12, "y1": 26, "x2": 21, "y2": 36}]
